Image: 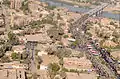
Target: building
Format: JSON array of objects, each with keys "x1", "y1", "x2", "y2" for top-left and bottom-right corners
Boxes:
[
  {"x1": 38, "y1": 51, "x2": 47, "y2": 56},
  {"x1": 63, "y1": 57, "x2": 93, "y2": 71},
  {"x1": 0, "y1": 69, "x2": 26, "y2": 79},
  {"x1": 10, "y1": 0, "x2": 23, "y2": 10},
  {"x1": 66, "y1": 72, "x2": 97, "y2": 79},
  {"x1": 12, "y1": 45, "x2": 25, "y2": 54},
  {"x1": 0, "y1": 61, "x2": 27, "y2": 79}
]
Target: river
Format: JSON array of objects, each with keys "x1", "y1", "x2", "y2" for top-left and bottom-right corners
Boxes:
[{"x1": 40, "y1": 0, "x2": 120, "y2": 20}]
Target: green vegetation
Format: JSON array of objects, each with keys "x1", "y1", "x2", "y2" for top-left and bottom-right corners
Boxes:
[
  {"x1": 29, "y1": 20, "x2": 44, "y2": 29},
  {"x1": 71, "y1": 40, "x2": 79, "y2": 47},
  {"x1": 8, "y1": 31, "x2": 19, "y2": 45},
  {"x1": 21, "y1": 52, "x2": 28, "y2": 59},
  {"x1": 48, "y1": 63, "x2": 60, "y2": 79},
  {"x1": 0, "y1": 39, "x2": 5, "y2": 44},
  {"x1": 46, "y1": 47, "x2": 72, "y2": 59},
  {"x1": 59, "y1": 71, "x2": 67, "y2": 79},
  {"x1": 56, "y1": 48, "x2": 72, "y2": 59},
  {"x1": 59, "y1": 58, "x2": 64, "y2": 66},
  {"x1": 37, "y1": 64, "x2": 40, "y2": 69},
  {"x1": 63, "y1": 35, "x2": 69, "y2": 38},
  {"x1": 45, "y1": 5, "x2": 56, "y2": 10},
  {"x1": 42, "y1": 15, "x2": 57, "y2": 25},
  {"x1": 20, "y1": 0, "x2": 30, "y2": 14},
  {"x1": 3, "y1": 0, "x2": 10, "y2": 7},
  {"x1": 61, "y1": 67, "x2": 88, "y2": 73},
  {"x1": 57, "y1": 13, "x2": 62, "y2": 20},
  {"x1": 48, "y1": 63, "x2": 60, "y2": 72},
  {"x1": 61, "y1": 68, "x2": 69, "y2": 72},
  {"x1": 10, "y1": 25, "x2": 24, "y2": 30},
  {"x1": 77, "y1": 53, "x2": 84, "y2": 58},
  {"x1": 47, "y1": 26, "x2": 64, "y2": 42},
  {"x1": 0, "y1": 55, "x2": 11, "y2": 63},
  {"x1": 11, "y1": 53, "x2": 21, "y2": 60},
  {"x1": 110, "y1": 21, "x2": 115, "y2": 25},
  {"x1": 0, "y1": 43, "x2": 12, "y2": 58},
  {"x1": 36, "y1": 56, "x2": 43, "y2": 64}
]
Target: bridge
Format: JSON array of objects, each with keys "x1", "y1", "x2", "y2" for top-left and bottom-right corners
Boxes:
[
  {"x1": 70, "y1": 3, "x2": 120, "y2": 79},
  {"x1": 72, "y1": 3, "x2": 108, "y2": 30},
  {"x1": 85, "y1": 3, "x2": 108, "y2": 17}
]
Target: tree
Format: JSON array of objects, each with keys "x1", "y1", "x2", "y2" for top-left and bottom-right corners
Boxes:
[
  {"x1": 77, "y1": 53, "x2": 84, "y2": 58},
  {"x1": 110, "y1": 21, "x2": 115, "y2": 25},
  {"x1": 47, "y1": 26, "x2": 64, "y2": 42},
  {"x1": 37, "y1": 56, "x2": 43, "y2": 64},
  {"x1": 59, "y1": 58, "x2": 64, "y2": 66},
  {"x1": 22, "y1": 52, "x2": 28, "y2": 59},
  {"x1": 0, "y1": 55, "x2": 11, "y2": 63},
  {"x1": 11, "y1": 53, "x2": 19, "y2": 60},
  {"x1": 3, "y1": 0, "x2": 10, "y2": 7},
  {"x1": 8, "y1": 32, "x2": 19, "y2": 45},
  {"x1": 48, "y1": 63, "x2": 60, "y2": 79},
  {"x1": 63, "y1": 35, "x2": 69, "y2": 38},
  {"x1": 0, "y1": 50, "x2": 4, "y2": 58},
  {"x1": 37, "y1": 64, "x2": 40, "y2": 69},
  {"x1": 59, "y1": 71, "x2": 67, "y2": 79},
  {"x1": 0, "y1": 43, "x2": 12, "y2": 58},
  {"x1": 46, "y1": 47, "x2": 56, "y2": 55},
  {"x1": 0, "y1": 39, "x2": 5, "y2": 44},
  {"x1": 48, "y1": 63, "x2": 60, "y2": 73},
  {"x1": 55, "y1": 48, "x2": 72, "y2": 59}
]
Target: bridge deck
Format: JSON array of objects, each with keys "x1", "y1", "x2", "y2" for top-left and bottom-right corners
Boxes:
[{"x1": 85, "y1": 3, "x2": 108, "y2": 16}]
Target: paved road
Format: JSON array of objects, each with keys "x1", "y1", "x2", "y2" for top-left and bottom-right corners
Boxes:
[
  {"x1": 70, "y1": 3, "x2": 119, "y2": 79},
  {"x1": 25, "y1": 41, "x2": 37, "y2": 74}
]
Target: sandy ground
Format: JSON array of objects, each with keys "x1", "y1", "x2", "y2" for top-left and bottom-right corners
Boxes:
[
  {"x1": 104, "y1": 7, "x2": 120, "y2": 14},
  {"x1": 111, "y1": 50, "x2": 120, "y2": 59},
  {"x1": 41, "y1": 55, "x2": 59, "y2": 66}
]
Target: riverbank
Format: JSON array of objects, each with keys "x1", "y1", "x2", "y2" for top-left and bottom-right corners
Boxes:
[
  {"x1": 104, "y1": 7, "x2": 120, "y2": 14},
  {"x1": 53, "y1": 0, "x2": 92, "y2": 8},
  {"x1": 40, "y1": 0, "x2": 119, "y2": 20},
  {"x1": 54, "y1": 0, "x2": 120, "y2": 14}
]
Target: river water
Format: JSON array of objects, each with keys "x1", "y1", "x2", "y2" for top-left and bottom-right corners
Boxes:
[{"x1": 40, "y1": 0, "x2": 120, "y2": 20}]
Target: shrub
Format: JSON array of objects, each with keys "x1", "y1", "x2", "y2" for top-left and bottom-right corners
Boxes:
[
  {"x1": 45, "y1": 5, "x2": 56, "y2": 10},
  {"x1": 11, "y1": 53, "x2": 19, "y2": 60},
  {"x1": 48, "y1": 63, "x2": 60, "y2": 73},
  {"x1": 37, "y1": 64, "x2": 40, "y2": 69},
  {"x1": 110, "y1": 21, "x2": 115, "y2": 25},
  {"x1": 61, "y1": 68, "x2": 69, "y2": 72},
  {"x1": 63, "y1": 35, "x2": 69, "y2": 38}
]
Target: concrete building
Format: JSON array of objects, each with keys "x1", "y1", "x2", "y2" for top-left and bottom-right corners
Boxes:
[
  {"x1": 10, "y1": 0, "x2": 23, "y2": 9},
  {"x1": 12, "y1": 45, "x2": 25, "y2": 54},
  {"x1": 0, "y1": 61, "x2": 27, "y2": 79},
  {"x1": 0, "y1": 69, "x2": 26, "y2": 79},
  {"x1": 66, "y1": 72, "x2": 97, "y2": 79},
  {"x1": 63, "y1": 57, "x2": 93, "y2": 71}
]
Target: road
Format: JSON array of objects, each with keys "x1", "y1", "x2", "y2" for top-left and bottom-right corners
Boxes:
[
  {"x1": 70, "y1": 3, "x2": 119, "y2": 79},
  {"x1": 25, "y1": 41, "x2": 37, "y2": 74}
]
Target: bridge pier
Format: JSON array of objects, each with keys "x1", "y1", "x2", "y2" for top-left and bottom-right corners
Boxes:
[{"x1": 92, "y1": 10, "x2": 103, "y2": 17}]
